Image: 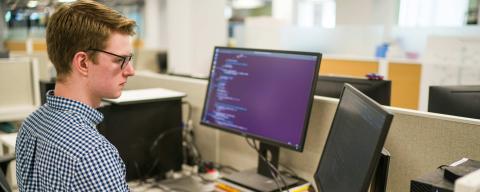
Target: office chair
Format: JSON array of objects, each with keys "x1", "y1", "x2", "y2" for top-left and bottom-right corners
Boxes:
[{"x1": 0, "y1": 154, "x2": 15, "y2": 192}]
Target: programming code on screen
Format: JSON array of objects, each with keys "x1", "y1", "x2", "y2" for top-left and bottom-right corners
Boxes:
[{"x1": 202, "y1": 48, "x2": 319, "y2": 149}]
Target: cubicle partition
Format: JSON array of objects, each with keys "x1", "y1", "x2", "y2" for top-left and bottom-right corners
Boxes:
[
  {"x1": 0, "y1": 58, "x2": 40, "y2": 122},
  {"x1": 126, "y1": 71, "x2": 480, "y2": 192},
  {"x1": 320, "y1": 56, "x2": 421, "y2": 110}
]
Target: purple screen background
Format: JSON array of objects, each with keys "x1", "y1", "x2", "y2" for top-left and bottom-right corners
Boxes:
[{"x1": 202, "y1": 48, "x2": 319, "y2": 149}]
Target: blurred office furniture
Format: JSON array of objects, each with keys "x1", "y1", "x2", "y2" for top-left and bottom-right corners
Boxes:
[
  {"x1": 4, "y1": 39, "x2": 47, "y2": 52},
  {"x1": 133, "y1": 48, "x2": 167, "y2": 73},
  {"x1": 428, "y1": 85, "x2": 480, "y2": 119},
  {"x1": 419, "y1": 36, "x2": 480, "y2": 111},
  {"x1": 98, "y1": 88, "x2": 186, "y2": 181},
  {"x1": 0, "y1": 133, "x2": 19, "y2": 191},
  {"x1": 39, "y1": 80, "x2": 56, "y2": 105},
  {"x1": 320, "y1": 56, "x2": 421, "y2": 110},
  {"x1": 0, "y1": 52, "x2": 8, "y2": 58},
  {"x1": 157, "y1": 52, "x2": 168, "y2": 73},
  {"x1": 0, "y1": 58, "x2": 40, "y2": 122},
  {"x1": 315, "y1": 75, "x2": 391, "y2": 105},
  {"x1": 0, "y1": 154, "x2": 14, "y2": 192},
  {"x1": 10, "y1": 51, "x2": 53, "y2": 82}
]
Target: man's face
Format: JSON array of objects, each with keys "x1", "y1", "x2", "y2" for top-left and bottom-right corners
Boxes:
[{"x1": 87, "y1": 32, "x2": 135, "y2": 99}]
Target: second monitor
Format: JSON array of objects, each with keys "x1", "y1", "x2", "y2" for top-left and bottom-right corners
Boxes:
[
  {"x1": 315, "y1": 75, "x2": 391, "y2": 106},
  {"x1": 315, "y1": 84, "x2": 394, "y2": 192}
]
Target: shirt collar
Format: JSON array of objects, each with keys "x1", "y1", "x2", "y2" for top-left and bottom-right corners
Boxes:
[{"x1": 45, "y1": 90, "x2": 103, "y2": 125}]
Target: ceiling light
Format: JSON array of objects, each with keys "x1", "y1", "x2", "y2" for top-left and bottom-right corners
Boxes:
[
  {"x1": 27, "y1": 0, "x2": 38, "y2": 8},
  {"x1": 232, "y1": 0, "x2": 265, "y2": 9}
]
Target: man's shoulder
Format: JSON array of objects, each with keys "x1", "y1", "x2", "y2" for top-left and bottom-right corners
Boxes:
[{"x1": 21, "y1": 105, "x2": 109, "y2": 159}]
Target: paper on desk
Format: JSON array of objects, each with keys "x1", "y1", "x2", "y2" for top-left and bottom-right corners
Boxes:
[{"x1": 103, "y1": 88, "x2": 186, "y2": 104}]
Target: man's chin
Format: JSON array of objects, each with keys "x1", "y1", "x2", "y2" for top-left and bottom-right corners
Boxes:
[{"x1": 104, "y1": 93, "x2": 122, "y2": 99}]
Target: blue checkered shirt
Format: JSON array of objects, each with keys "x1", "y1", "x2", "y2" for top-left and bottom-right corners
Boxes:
[{"x1": 16, "y1": 91, "x2": 130, "y2": 191}]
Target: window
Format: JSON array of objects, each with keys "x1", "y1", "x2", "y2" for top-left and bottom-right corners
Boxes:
[{"x1": 398, "y1": 0, "x2": 469, "y2": 27}]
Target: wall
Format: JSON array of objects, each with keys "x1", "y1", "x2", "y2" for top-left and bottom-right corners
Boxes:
[
  {"x1": 144, "y1": 0, "x2": 168, "y2": 49},
  {"x1": 336, "y1": 0, "x2": 398, "y2": 27},
  {"x1": 166, "y1": 0, "x2": 227, "y2": 78},
  {"x1": 127, "y1": 71, "x2": 480, "y2": 192}
]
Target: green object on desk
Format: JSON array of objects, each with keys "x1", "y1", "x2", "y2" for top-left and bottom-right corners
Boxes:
[{"x1": 0, "y1": 123, "x2": 16, "y2": 133}]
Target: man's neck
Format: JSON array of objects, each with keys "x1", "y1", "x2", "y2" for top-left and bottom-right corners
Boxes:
[{"x1": 54, "y1": 80, "x2": 101, "y2": 108}]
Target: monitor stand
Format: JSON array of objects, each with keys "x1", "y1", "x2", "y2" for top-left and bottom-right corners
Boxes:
[
  {"x1": 370, "y1": 148, "x2": 391, "y2": 192},
  {"x1": 222, "y1": 142, "x2": 300, "y2": 192}
]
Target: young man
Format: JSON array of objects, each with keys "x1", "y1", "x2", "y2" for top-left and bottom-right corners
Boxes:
[{"x1": 16, "y1": 0, "x2": 135, "y2": 191}]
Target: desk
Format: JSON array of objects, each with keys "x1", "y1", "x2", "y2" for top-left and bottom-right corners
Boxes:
[
  {"x1": 129, "y1": 176, "x2": 215, "y2": 192},
  {"x1": 98, "y1": 88, "x2": 186, "y2": 181},
  {"x1": 0, "y1": 106, "x2": 37, "y2": 122},
  {"x1": 0, "y1": 133, "x2": 17, "y2": 190}
]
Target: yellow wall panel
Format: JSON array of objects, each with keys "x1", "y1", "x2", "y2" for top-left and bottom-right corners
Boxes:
[
  {"x1": 320, "y1": 58, "x2": 378, "y2": 77},
  {"x1": 388, "y1": 62, "x2": 421, "y2": 109},
  {"x1": 33, "y1": 40, "x2": 47, "y2": 51},
  {"x1": 4, "y1": 41, "x2": 26, "y2": 51}
]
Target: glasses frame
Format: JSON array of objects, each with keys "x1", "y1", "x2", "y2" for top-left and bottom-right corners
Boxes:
[{"x1": 87, "y1": 48, "x2": 133, "y2": 69}]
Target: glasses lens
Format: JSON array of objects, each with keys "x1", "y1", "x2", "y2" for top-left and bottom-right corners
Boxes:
[{"x1": 121, "y1": 55, "x2": 133, "y2": 69}]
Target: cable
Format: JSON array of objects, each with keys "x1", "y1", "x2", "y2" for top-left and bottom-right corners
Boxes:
[
  {"x1": 246, "y1": 137, "x2": 285, "y2": 191},
  {"x1": 249, "y1": 137, "x2": 288, "y2": 187},
  {"x1": 244, "y1": 136, "x2": 286, "y2": 192},
  {"x1": 279, "y1": 163, "x2": 299, "y2": 178},
  {"x1": 136, "y1": 126, "x2": 183, "y2": 182},
  {"x1": 182, "y1": 101, "x2": 202, "y2": 166}
]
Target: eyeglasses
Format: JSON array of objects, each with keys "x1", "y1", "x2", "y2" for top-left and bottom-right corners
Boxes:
[{"x1": 87, "y1": 48, "x2": 133, "y2": 69}]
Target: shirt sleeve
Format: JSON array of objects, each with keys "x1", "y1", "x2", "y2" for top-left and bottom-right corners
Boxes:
[{"x1": 71, "y1": 143, "x2": 130, "y2": 192}]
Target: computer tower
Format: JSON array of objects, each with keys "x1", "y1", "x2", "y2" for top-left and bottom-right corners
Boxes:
[{"x1": 98, "y1": 99, "x2": 183, "y2": 181}]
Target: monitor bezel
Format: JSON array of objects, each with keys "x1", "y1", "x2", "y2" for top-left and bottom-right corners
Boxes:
[
  {"x1": 314, "y1": 83, "x2": 394, "y2": 191},
  {"x1": 316, "y1": 75, "x2": 392, "y2": 106},
  {"x1": 200, "y1": 46, "x2": 322, "y2": 152},
  {"x1": 428, "y1": 85, "x2": 480, "y2": 119}
]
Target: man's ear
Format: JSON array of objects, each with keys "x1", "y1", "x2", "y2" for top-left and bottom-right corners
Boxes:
[{"x1": 72, "y1": 51, "x2": 89, "y2": 76}]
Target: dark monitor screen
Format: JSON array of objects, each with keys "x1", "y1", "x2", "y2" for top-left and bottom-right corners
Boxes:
[
  {"x1": 0, "y1": 51, "x2": 8, "y2": 58},
  {"x1": 315, "y1": 84, "x2": 393, "y2": 192},
  {"x1": 201, "y1": 47, "x2": 321, "y2": 151},
  {"x1": 315, "y1": 75, "x2": 391, "y2": 105},
  {"x1": 428, "y1": 85, "x2": 480, "y2": 119}
]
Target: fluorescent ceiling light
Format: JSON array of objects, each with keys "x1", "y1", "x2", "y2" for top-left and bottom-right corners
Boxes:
[{"x1": 27, "y1": 0, "x2": 38, "y2": 8}]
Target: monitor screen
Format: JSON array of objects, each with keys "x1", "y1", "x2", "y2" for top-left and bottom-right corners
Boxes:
[
  {"x1": 201, "y1": 47, "x2": 321, "y2": 151},
  {"x1": 428, "y1": 85, "x2": 480, "y2": 119},
  {"x1": 315, "y1": 75, "x2": 391, "y2": 106},
  {"x1": 315, "y1": 84, "x2": 393, "y2": 192}
]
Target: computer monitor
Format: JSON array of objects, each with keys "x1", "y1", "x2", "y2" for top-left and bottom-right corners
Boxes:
[
  {"x1": 315, "y1": 84, "x2": 394, "y2": 192},
  {"x1": 428, "y1": 85, "x2": 480, "y2": 119},
  {"x1": 315, "y1": 75, "x2": 391, "y2": 105},
  {"x1": 0, "y1": 51, "x2": 8, "y2": 58},
  {"x1": 201, "y1": 46, "x2": 321, "y2": 191}
]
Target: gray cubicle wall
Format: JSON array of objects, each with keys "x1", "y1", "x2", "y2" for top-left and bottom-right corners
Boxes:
[
  {"x1": 0, "y1": 58, "x2": 40, "y2": 122},
  {"x1": 127, "y1": 71, "x2": 480, "y2": 192}
]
